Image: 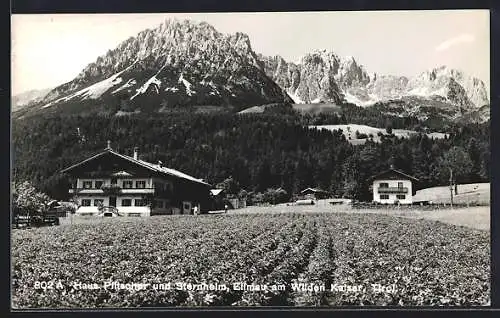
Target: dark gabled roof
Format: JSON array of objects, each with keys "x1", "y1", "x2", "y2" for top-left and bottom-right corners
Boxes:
[
  {"x1": 370, "y1": 168, "x2": 419, "y2": 182},
  {"x1": 61, "y1": 148, "x2": 211, "y2": 186}
]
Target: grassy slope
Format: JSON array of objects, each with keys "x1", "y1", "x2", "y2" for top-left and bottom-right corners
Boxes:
[
  {"x1": 413, "y1": 183, "x2": 490, "y2": 204},
  {"x1": 310, "y1": 124, "x2": 448, "y2": 145},
  {"x1": 238, "y1": 103, "x2": 343, "y2": 115}
]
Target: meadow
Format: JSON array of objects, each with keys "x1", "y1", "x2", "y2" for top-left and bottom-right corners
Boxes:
[{"x1": 12, "y1": 211, "x2": 490, "y2": 308}]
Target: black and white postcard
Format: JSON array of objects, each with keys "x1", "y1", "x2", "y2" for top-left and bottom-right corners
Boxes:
[{"x1": 11, "y1": 10, "x2": 491, "y2": 309}]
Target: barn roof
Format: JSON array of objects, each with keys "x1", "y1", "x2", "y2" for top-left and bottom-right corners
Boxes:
[
  {"x1": 300, "y1": 187, "x2": 328, "y2": 194},
  {"x1": 210, "y1": 189, "x2": 224, "y2": 196},
  {"x1": 370, "y1": 168, "x2": 419, "y2": 182},
  {"x1": 61, "y1": 148, "x2": 211, "y2": 186}
]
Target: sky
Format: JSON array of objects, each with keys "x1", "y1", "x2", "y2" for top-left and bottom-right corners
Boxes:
[{"x1": 11, "y1": 10, "x2": 490, "y2": 96}]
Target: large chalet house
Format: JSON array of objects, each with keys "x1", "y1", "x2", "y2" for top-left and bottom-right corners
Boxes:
[
  {"x1": 371, "y1": 166, "x2": 419, "y2": 204},
  {"x1": 61, "y1": 142, "x2": 212, "y2": 217}
]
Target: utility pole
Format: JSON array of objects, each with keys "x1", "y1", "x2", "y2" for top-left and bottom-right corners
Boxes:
[{"x1": 449, "y1": 168, "x2": 454, "y2": 208}]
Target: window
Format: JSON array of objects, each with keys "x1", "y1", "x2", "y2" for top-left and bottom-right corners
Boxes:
[
  {"x1": 81, "y1": 199, "x2": 91, "y2": 206},
  {"x1": 379, "y1": 183, "x2": 389, "y2": 188},
  {"x1": 121, "y1": 199, "x2": 132, "y2": 207},
  {"x1": 135, "y1": 199, "x2": 147, "y2": 206},
  {"x1": 83, "y1": 181, "x2": 92, "y2": 189},
  {"x1": 398, "y1": 182, "x2": 403, "y2": 188},
  {"x1": 123, "y1": 180, "x2": 133, "y2": 189},
  {"x1": 93, "y1": 199, "x2": 104, "y2": 206},
  {"x1": 396, "y1": 194, "x2": 406, "y2": 200},
  {"x1": 380, "y1": 194, "x2": 389, "y2": 200},
  {"x1": 136, "y1": 180, "x2": 146, "y2": 189},
  {"x1": 95, "y1": 181, "x2": 104, "y2": 189}
]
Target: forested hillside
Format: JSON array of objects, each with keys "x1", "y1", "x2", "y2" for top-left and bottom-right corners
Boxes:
[{"x1": 12, "y1": 110, "x2": 489, "y2": 202}]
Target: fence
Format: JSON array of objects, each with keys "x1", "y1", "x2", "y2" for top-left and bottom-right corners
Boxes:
[{"x1": 351, "y1": 201, "x2": 488, "y2": 210}]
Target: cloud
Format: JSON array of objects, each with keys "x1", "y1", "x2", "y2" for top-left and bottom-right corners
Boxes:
[{"x1": 435, "y1": 33, "x2": 475, "y2": 52}]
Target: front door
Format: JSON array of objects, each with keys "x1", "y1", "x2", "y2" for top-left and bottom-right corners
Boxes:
[
  {"x1": 109, "y1": 196, "x2": 117, "y2": 207},
  {"x1": 182, "y1": 201, "x2": 192, "y2": 214}
]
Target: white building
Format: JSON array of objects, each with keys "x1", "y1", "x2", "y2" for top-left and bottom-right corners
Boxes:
[
  {"x1": 371, "y1": 167, "x2": 419, "y2": 204},
  {"x1": 60, "y1": 142, "x2": 211, "y2": 217}
]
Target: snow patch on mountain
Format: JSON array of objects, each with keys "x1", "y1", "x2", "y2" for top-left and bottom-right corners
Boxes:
[
  {"x1": 288, "y1": 89, "x2": 305, "y2": 104},
  {"x1": 179, "y1": 74, "x2": 195, "y2": 96},
  {"x1": 41, "y1": 61, "x2": 138, "y2": 108},
  {"x1": 343, "y1": 91, "x2": 377, "y2": 107},
  {"x1": 130, "y1": 64, "x2": 167, "y2": 100},
  {"x1": 200, "y1": 79, "x2": 220, "y2": 95},
  {"x1": 42, "y1": 71, "x2": 124, "y2": 108},
  {"x1": 130, "y1": 76, "x2": 162, "y2": 100},
  {"x1": 111, "y1": 79, "x2": 137, "y2": 94}
]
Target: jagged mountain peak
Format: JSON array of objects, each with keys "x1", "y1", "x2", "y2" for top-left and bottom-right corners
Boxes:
[
  {"x1": 407, "y1": 65, "x2": 489, "y2": 108},
  {"x1": 32, "y1": 18, "x2": 291, "y2": 115}
]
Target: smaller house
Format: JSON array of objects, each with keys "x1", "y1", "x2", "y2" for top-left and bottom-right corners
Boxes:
[
  {"x1": 370, "y1": 166, "x2": 419, "y2": 204},
  {"x1": 300, "y1": 188, "x2": 329, "y2": 200}
]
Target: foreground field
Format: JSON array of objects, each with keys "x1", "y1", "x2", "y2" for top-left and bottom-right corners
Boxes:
[{"x1": 12, "y1": 213, "x2": 489, "y2": 308}]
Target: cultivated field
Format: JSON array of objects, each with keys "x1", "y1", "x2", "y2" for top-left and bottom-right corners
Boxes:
[{"x1": 12, "y1": 212, "x2": 489, "y2": 308}]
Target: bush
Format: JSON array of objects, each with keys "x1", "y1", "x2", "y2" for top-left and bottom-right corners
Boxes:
[
  {"x1": 263, "y1": 188, "x2": 288, "y2": 205},
  {"x1": 12, "y1": 181, "x2": 52, "y2": 216}
]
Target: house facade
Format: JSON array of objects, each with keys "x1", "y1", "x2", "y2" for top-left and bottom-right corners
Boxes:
[
  {"x1": 61, "y1": 142, "x2": 211, "y2": 217},
  {"x1": 371, "y1": 168, "x2": 419, "y2": 204}
]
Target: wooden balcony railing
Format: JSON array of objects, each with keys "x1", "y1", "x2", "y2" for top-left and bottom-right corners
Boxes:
[
  {"x1": 101, "y1": 184, "x2": 122, "y2": 194},
  {"x1": 69, "y1": 186, "x2": 155, "y2": 194},
  {"x1": 377, "y1": 187, "x2": 408, "y2": 194}
]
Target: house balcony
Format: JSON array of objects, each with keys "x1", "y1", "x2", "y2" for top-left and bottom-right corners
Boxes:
[
  {"x1": 121, "y1": 188, "x2": 154, "y2": 194},
  {"x1": 101, "y1": 184, "x2": 122, "y2": 195},
  {"x1": 377, "y1": 187, "x2": 408, "y2": 194},
  {"x1": 69, "y1": 185, "x2": 154, "y2": 195}
]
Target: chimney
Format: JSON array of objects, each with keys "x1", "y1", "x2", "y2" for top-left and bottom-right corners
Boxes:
[
  {"x1": 106, "y1": 140, "x2": 111, "y2": 150},
  {"x1": 390, "y1": 164, "x2": 395, "y2": 170},
  {"x1": 158, "y1": 160, "x2": 163, "y2": 168},
  {"x1": 133, "y1": 147, "x2": 139, "y2": 160}
]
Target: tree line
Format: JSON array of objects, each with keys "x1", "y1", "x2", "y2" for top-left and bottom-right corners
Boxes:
[{"x1": 12, "y1": 110, "x2": 489, "y2": 202}]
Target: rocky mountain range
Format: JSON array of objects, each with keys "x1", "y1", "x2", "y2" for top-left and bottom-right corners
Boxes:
[
  {"x1": 13, "y1": 18, "x2": 490, "y2": 122},
  {"x1": 260, "y1": 50, "x2": 489, "y2": 113}
]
